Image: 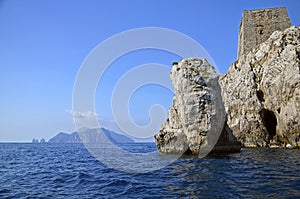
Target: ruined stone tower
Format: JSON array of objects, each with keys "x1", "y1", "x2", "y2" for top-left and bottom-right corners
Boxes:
[{"x1": 238, "y1": 7, "x2": 291, "y2": 58}]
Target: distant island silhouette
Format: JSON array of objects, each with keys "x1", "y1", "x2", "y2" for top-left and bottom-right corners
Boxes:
[{"x1": 47, "y1": 128, "x2": 134, "y2": 144}]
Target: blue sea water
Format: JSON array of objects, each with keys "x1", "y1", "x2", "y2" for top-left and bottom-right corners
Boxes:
[{"x1": 0, "y1": 143, "x2": 299, "y2": 198}]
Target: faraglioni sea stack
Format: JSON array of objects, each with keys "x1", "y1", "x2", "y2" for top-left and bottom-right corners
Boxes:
[
  {"x1": 155, "y1": 7, "x2": 300, "y2": 155},
  {"x1": 154, "y1": 58, "x2": 241, "y2": 155}
]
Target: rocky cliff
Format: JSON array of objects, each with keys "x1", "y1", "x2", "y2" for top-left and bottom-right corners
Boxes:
[
  {"x1": 155, "y1": 8, "x2": 299, "y2": 154},
  {"x1": 155, "y1": 58, "x2": 241, "y2": 155},
  {"x1": 220, "y1": 26, "x2": 300, "y2": 148}
]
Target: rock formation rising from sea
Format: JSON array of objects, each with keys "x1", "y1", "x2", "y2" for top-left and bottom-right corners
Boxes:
[
  {"x1": 220, "y1": 7, "x2": 300, "y2": 148},
  {"x1": 220, "y1": 26, "x2": 300, "y2": 148},
  {"x1": 155, "y1": 58, "x2": 241, "y2": 155},
  {"x1": 155, "y1": 7, "x2": 300, "y2": 155}
]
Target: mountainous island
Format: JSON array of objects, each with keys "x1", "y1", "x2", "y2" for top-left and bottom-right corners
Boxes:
[
  {"x1": 155, "y1": 7, "x2": 300, "y2": 155},
  {"x1": 49, "y1": 128, "x2": 134, "y2": 144},
  {"x1": 42, "y1": 128, "x2": 134, "y2": 144}
]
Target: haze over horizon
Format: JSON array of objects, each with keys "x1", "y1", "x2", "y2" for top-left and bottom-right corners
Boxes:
[{"x1": 1, "y1": 0, "x2": 300, "y2": 142}]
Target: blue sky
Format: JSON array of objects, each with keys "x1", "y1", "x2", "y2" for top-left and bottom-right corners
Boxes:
[{"x1": 0, "y1": 0, "x2": 300, "y2": 142}]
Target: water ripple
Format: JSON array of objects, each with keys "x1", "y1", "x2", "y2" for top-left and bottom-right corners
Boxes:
[{"x1": 0, "y1": 143, "x2": 299, "y2": 198}]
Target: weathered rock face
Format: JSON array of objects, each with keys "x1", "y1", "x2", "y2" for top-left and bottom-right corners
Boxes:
[
  {"x1": 155, "y1": 58, "x2": 241, "y2": 155},
  {"x1": 220, "y1": 26, "x2": 300, "y2": 148}
]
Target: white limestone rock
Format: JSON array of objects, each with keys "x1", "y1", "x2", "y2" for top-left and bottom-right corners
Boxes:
[
  {"x1": 220, "y1": 26, "x2": 300, "y2": 148},
  {"x1": 155, "y1": 58, "x2": 241, "y2": 155}
]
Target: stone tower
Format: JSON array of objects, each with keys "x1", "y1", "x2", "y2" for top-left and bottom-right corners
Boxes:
[{"x1": 238, "y1": 7, "x2": 291, "y2": 58}]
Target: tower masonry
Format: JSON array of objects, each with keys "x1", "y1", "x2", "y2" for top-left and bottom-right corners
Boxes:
[{"x1": 238, "y1": 7, "x2": 291, "y2": 58}]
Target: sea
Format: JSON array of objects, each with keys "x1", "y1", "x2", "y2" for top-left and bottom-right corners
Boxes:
[{"x1": 0, "y1": 143, "x2": 299, "y2": 198}]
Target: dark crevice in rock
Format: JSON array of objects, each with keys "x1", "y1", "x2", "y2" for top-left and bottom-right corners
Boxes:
[
  {"x1": 252, "y1": 70, "x2": 257, "y2": 84},
  {"x1": 183, "y1": 148, "x2": 193, "y2": 155},
  {"x1": 260, "y1": 109, "x2": 277, "y2": 140},
  {"x1": 282, "y1": 34, "x2": 288, "y2": 47},
  {"x1": 256, "y1": 90, "x2": 265, "y2": 102},
  {"x1": 249, "y1": 63, "x2": 260, "y2": 88},
  {"x1": 277, "y1": 108, "x2": 281, "y2": 113}
]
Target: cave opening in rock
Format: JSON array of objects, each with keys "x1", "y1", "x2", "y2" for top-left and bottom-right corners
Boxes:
[
  {"x1": 183, "y1": 148, "x2": 193, "y2": 155},
  {"x1": 261, "y1": 109, "x2": 277, "y2": 139}
]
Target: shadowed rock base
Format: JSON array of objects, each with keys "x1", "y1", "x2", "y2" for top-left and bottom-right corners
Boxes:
[{"x1": 155, "y1": 123, "x2": 241, "y2": 155}]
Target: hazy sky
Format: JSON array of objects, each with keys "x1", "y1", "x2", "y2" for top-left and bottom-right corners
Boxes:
[{"x1": 1, "y1": 0, "x2": 300, "y2": 142}]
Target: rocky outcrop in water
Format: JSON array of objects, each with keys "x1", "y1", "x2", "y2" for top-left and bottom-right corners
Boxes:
[
  {"x1": 155, "y1": 8, "x2": 299, "y2": 153},
  {"x1": 219, "y1": 26, "x2": 300, "y2": 148},
  {"x1": 155, "y1": 58, "x2": 241, "y2": 155}
]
